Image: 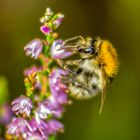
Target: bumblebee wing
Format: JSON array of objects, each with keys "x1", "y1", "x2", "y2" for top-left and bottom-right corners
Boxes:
[
  {"x1": 61, "y1": 36, "x2": 86, "y2": 51},
  {"x1": 99, "y1": 72, "x2": 107, "y2": 114}
]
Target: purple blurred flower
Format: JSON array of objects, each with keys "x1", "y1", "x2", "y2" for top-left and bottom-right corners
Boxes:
[
  {"x1": 24, "y1": 39, "x2": 43, "y2": 59},
  {"x1": 53, "y1": 13, "x2": 64, "y2": 29},
  {"x1": 46, "y1": 119, "x2": 64, "y2": 135},
  {"x1": 49, "y1": 69, "x2": 69, "y2": 105},
  {"x1": 51, "y1": 39, "x2": 72, "y2": 59},
  {"x1": 0, "y1": 103, "x2": 12, "y2": 124},
  {"x1": 40, "y1": 25, "x2": 52, "y2": 35},
  {"x1": 12, "y1": 95, "x2": 33, "y2": 117},
  {"x1": 7, "y1": 117, "x2": 33, "y2": 138},
  {"x1": 24, "y1": 65, "x2": 42, "y2": 76}
]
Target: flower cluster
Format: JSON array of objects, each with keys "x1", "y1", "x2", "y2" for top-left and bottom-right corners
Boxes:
[
  {"x1": 7, "y1": 8, "x2": 72, "y2": 140},
  {"x1": 40, "y1": 8, "x2": 64, "y2": 34}
]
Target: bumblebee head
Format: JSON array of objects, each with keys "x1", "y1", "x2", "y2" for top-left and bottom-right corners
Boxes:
[{"x1": 82, "y1": 37, "x2": 101, "y2": 56}]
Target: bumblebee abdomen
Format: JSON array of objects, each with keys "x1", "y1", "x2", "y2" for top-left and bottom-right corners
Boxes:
[
  {"x1": 99, "y1": 40, "x2": 118, "y2": 77},
  {"x1": 68, "y1": 59, "x2": 103, "y2": 99}
]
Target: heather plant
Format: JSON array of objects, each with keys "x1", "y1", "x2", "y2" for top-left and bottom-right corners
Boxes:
[{"x1": 6, "y1": 7, "x2": 72, "y2": 140}]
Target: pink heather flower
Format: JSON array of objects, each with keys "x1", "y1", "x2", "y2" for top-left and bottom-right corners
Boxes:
[
  {"x1": 35, "y1": 103, "x2": 51, "y2": 121},
  {"x1": 12, "y1": 95, "x2": 33, "y2": 117},
  {"x1": 35, "y1": 100, "x2": 64, "y2": 123},
  {"x1": 40, "y1": 25, "x2": 52, "y2": 35},
  {"x1": 24, "y1": 39, "x2": 43, "y2": 59},
  {"x1": 51, "y1": 39, "x2": 72, "y2": 59},
  {"x1": 53, "y1": 13, "x2": 64, "y2": 29},
  {"x1": 0, "y1": 103, "x2": 13, "y2": 125},
  {"x1": 29, "y1": 118, "x2": 63, "y2": 139},
  {"x1": 29, "y1": 118, "x2": 48, "y2": 139},
  {"x1": 24, "y1": 65, "x2": 42, "y2": 76},
  {"x1": 46, "y1": 119, "x2": 64, "y2": 135},
  {"x1": 7, "y1": 118, "x2": 33, "y2": 138},
  {"x1": 49, "y1": 69, "x2": 69, "y2": 105},
  {"x1": 49, "y1": 91, "x2": 69, "y2": 106},
  {"x1": 46, "y1": 99, "x2": 64, "y2": 118},
  {"x1": 26, "y1": 134, "x2": 44, "y2": 140}
]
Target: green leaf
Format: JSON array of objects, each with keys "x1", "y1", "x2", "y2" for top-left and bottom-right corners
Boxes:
[{"x1": 0, "y1": 76, "x2": 9, "y2": 104}]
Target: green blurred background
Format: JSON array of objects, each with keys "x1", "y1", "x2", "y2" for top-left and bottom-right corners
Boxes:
[{"x1": 0, "y1": 0, "x2": 140, "y2": 139}]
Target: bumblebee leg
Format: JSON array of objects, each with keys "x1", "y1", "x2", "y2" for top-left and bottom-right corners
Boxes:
[
  {"x1": 57, "y1": 59, "x2": 77, "y2": 75},
  {"x1": 64, "y1": 36, "x2": 85, "y2": 45},
  {"x1": 63, "y1": 59, "x2": 82, "y2": 66},
  {"x1": 58, "y1": 36, "x2": 86, "y2": 52},
  {"x1": 60, "y1": 76, "x2": 70, "y2": 85}
]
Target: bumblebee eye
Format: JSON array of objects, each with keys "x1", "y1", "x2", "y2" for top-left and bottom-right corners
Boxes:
[
  {"x1": 78, "y1": 38, "x2": 96, "y2": 54},
  {"x1": 84, "y1": 39, "x2": 96, "y2": 54},
  {"x1": 84, "y1": 47, "x2": 95, "y2": 54}
]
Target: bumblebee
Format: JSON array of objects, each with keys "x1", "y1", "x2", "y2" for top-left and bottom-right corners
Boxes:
[{"x1": 57, "y1": 36, "x2": 119, "y2": 113}]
